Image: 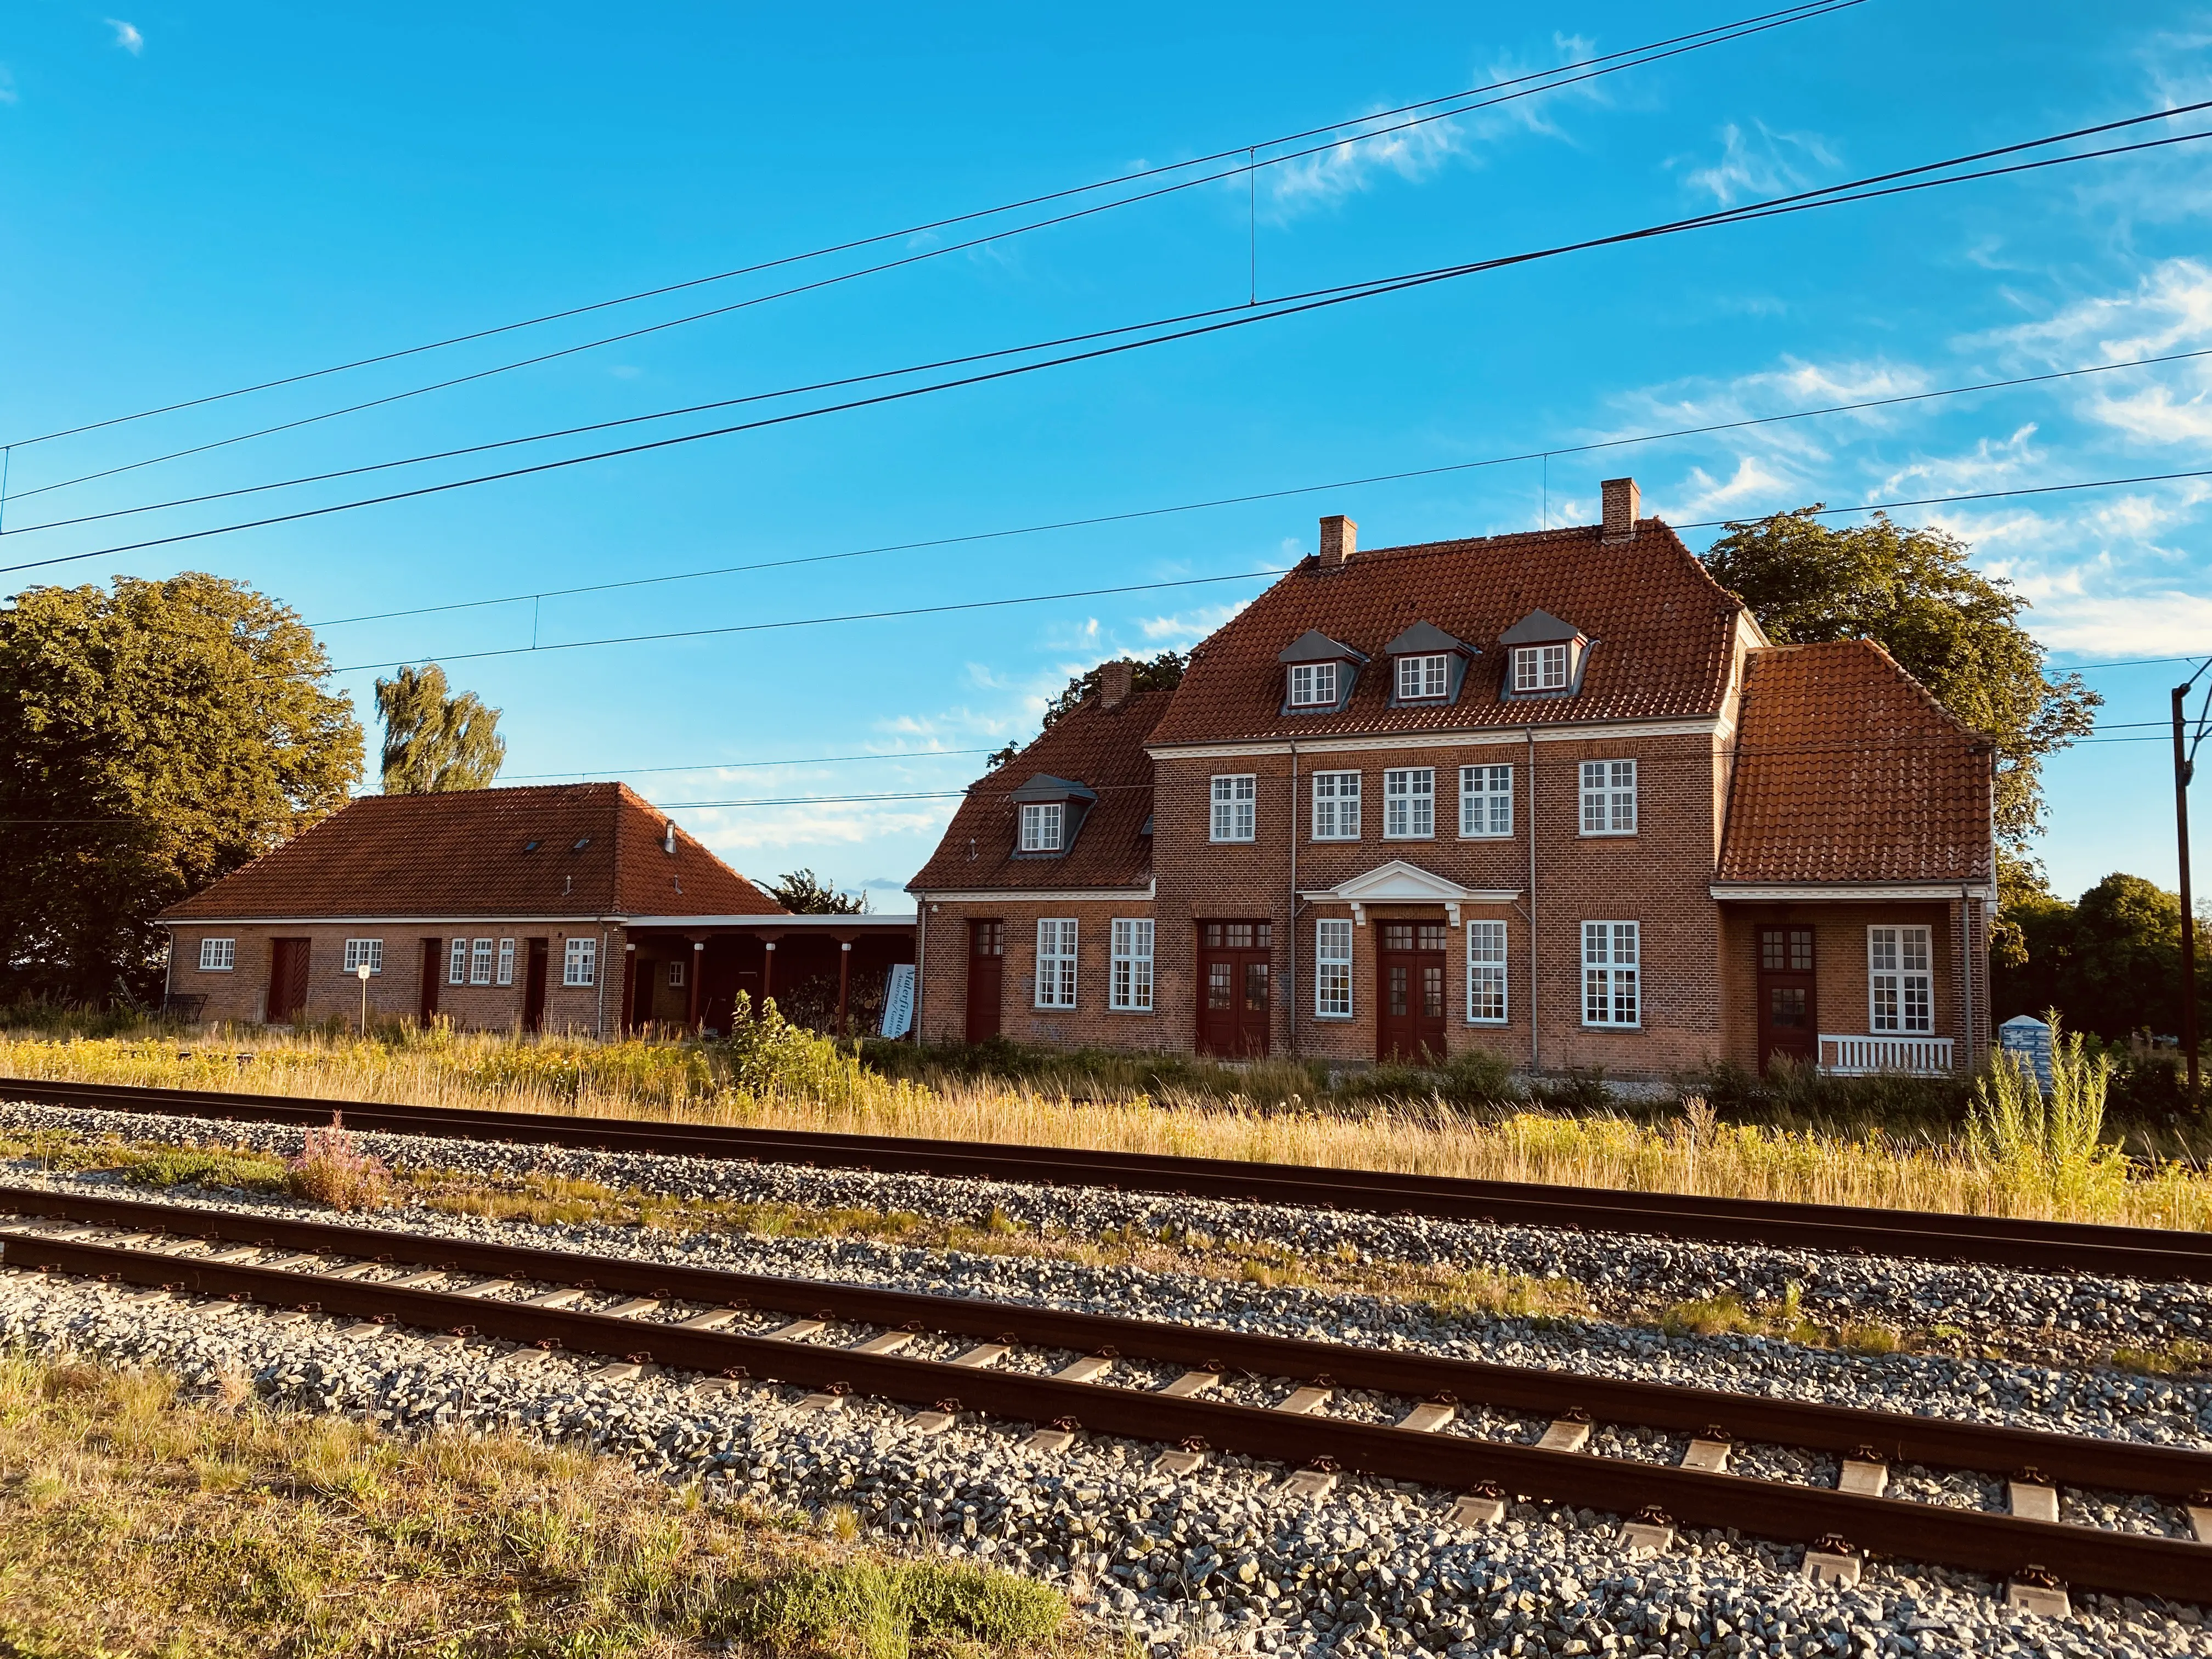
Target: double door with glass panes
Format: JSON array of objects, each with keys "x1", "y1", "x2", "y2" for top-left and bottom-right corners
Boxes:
[
  {"x1": 1756, "y1": 925, "x2": 1817, "y2": 1068},
  {"x1": 1197, "y1": 919, "x2": 1271, "y2": 1056},
  {"x1": 1378, "y1": 921, "x2": 1448, "y2": 1061}
]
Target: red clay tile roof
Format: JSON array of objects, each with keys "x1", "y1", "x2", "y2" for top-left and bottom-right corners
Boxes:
[
  {"x1": 1717, "y1": 641, "x2": 1993, "y2": 887},
  {"x1": 158, "y1": 783, "x2": 782, "y2": 921},
  {"x1": 1144, "y1": 520, "x2": 1745, "y2": 747},
  {"x1": 909, "y1": 687, "x2": 1169, "y2": 894}
]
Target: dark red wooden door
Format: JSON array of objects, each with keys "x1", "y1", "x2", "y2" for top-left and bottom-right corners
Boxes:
[
  {"x1": 523, "y1": 938, "x2": 550, "y2": 1032},
  {"x1": 418, "y1": 939, "x2": 442, "y2": 1024},
  {"x1": 1197, "y1": 920, "x2": 1271, "y2": 1056},
  {"x1": 266, "y1": 938, "x2": 311, "y2": 1024},
  {"x1": 965, "y1": 921, "x2": 1004, "y2": 1043},
  {"x1": 1376, "y1": 922, "x2": 1447, "y2": 1062},
  {"x1": 1757, "y1": 926, "x2": 1817, "y2": 1069}
]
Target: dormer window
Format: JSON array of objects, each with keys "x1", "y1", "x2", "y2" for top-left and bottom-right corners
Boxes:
[
  {"x1": 1498, "y1": 610, "x2": 1590, "y2": 698},
  {"x1": 1396, "y1": 653, "x2": 1449, "y2": 701},
  {"x1": 1019, "y1": 802, "x2": 1063, "y2": 852},
  {"x1": 1513, "y1": 643, "x2": 1570, "y2": 693},
  {"x1": 1289, "y1": 661, "x2": 1339, "y2": 707},
  {"x1": 1383, "y1": 621, "x2": 1476, "y2": 707}
]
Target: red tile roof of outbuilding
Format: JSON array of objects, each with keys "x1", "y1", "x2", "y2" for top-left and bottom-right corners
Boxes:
[
  {"x1": 158, "y1": 783, "x2": 782, "y2": 921},
  {"x1": 1717, "y1": 640, "x2": 1993, "y2": 887},
  {"x1": 1144, "y1": 520, "x2": 1746, "y2": 747},
  {"x1": 908, "y1": 687, "x2": 1169, "y2": 894}
]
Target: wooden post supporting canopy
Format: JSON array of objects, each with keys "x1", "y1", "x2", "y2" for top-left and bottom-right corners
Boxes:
[
  {"x1": 687, "y1": 939, "x2": 705, "y2": 1031},
  {"x1": 837, "y1": 939, "x2": 853, "y2": 1035}
]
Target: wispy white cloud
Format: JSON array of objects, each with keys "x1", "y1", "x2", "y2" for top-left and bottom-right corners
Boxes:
[
  {"x1": 1673, "y1": 121, "x2": 1840, "y2": 207},
  {"x1": 105, "y1": 19, "x2": 143, "y2": 54},
  {"x1": 0, "y1": 64, "x2": 16, "y2": 105}
]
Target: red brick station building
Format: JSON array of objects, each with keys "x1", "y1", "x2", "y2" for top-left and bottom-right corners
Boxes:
[
  {"x1": 909, "y1": 479, "x2": 1996, "y2": 1081},
  {"x1": 159, "y1": 478, "x2": 1993, "y2": 1082}
]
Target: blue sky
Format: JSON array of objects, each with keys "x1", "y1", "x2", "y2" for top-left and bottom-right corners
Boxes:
[{"x1": 3, "y1": 1, "x2": 2209, "y2": 911}]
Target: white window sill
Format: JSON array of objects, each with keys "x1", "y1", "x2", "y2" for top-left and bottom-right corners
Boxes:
[
  {"x1": 1312, "y1": 1012, "x2": 1355, "y2": 1022},
  {"x1": 1382, "y1": 835, "x2": 1435, "y2": 842},
  {"x1": 1466, "y1": 1018, "x2": 1509, "y2": 1026},
  {"x1": 1580, "y1": 830, "x2": 1638, "y2": 839},
  {"x1": 1458, "y1": 832, "x2": 1514, "y2": 841},
  {"x1": 197, "y1": 968, "x2": 235, "y2": 974},
  {"x1": 1311, "y1": 836, "x2": 1362, "y2": 844},
  {"x1": 1580, "y1": 1023, "x2": 1643, "y2": 1031},
  {"x1": 1107, "y1": 1006, "x2": 1156, "y2": 1015},
  {"x1": 1209, "y1": 837, "x2": 1257, "y2": 845}
]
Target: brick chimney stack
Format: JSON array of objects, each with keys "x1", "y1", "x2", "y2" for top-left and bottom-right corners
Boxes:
[
  {"x1": 1318, "y1": 514, "x2": 1357, "y2": 569},
  {"x1": 1098, "y1": 658, "x2": 1136, "y2": 711},
  {"x1": 1600, "y1": 477, "x2": 1641, "y2": 543}
]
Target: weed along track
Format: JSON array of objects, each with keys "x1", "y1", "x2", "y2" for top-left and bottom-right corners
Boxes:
[
  {"x1": 8, "y1": 1076, "x2": 2212, "y2": 1284},
  {"x1": 3, "y1": 1186, "x2": 2208, "y2": 1609}
]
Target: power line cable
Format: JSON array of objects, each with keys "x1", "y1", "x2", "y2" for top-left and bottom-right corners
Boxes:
[
  {"x1": 300, "y1": 342, "x2": 2212, "y2": 633},
  {"x1": 4, "y1": 5, "x2": 1864, "y2": 512},
  {"x1": 504, "y1": 748, "x2": 995, "y2": 780},
  {"x1": 8, "y1": 105, "x2": 2204, "y2": 580},
  {"x1": 1, "y1": 1, "x2": 1858, "y2": 462}
]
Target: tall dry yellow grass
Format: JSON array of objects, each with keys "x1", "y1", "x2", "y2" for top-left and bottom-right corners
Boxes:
[{"x1": 3, "y1": 1029, "x2": 2208, "y2": 1233}]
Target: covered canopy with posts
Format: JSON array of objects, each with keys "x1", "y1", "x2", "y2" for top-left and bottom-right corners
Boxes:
[{"x1": 618, "y1": 914, "x2": 916, "y2": 1036}]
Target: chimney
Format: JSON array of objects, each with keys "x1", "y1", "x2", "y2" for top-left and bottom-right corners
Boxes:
[
  {"x1": 1098, "y1": 659, "x2": 1135, "y2": 711},
  {"x1": 1318, "y1": 514, "x2": 1357, "y2": 569},
  {"x1": 1601, "y1": 477, "x2": 1641, "y2": 543},
  {"x1": 663, "y1": 820, "x2": 678, "y2": 855}
]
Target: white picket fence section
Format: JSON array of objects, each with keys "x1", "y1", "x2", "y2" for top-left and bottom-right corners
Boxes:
[{"x1": 1818, "y1": 1034, "x2": 1955, "y2": 1076}]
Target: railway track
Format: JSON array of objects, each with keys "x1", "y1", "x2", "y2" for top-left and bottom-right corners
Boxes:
[
  {"x1": 6, "y1": 1075, "x2": 2210, "y2": 1284},
  {"x1": 3, "y1": 1183, "x2": 2207, "y2": 1609}
]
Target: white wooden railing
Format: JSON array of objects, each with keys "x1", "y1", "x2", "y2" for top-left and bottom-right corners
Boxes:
[{"x1": 1818, "y1": 1034, "x2": 1956, "y2": 1076}]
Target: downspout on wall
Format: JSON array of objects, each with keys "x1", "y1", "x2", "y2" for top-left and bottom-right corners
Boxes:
[
  {"x1": 1526, "y1": 726, "x2": 1539, "y2": 1075},
  {"x1": 1288, "y1": 741, "x2": 1299, "y2": 1056}
]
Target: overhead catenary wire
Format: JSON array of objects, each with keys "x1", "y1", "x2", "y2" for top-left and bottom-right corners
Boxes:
[
  {"x1": 8, "y1": 104, "x2": 2208, "y2": 580},
  {"x1": 0, "y1": 1, "x2": 1861, "y2": 467}
]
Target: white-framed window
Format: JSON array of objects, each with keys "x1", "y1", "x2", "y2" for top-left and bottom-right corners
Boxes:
[
  {"x1": 1459, "y1": 764, "x2": 1512, "y2": 838},
  {"x1": 1288, "y1": 661, "x2": 1339, "y2": 707},
  {"x1": 1311, "y1": 770, "x2": 1361, "y2": 840},
  {"x1": 341, "y1": 938, "x2": 383, "y2": 975},
  {"x1": 1467, "y1": 921, "x2": 1508, "y2": 1024},
  {"x1": 1579, "y1": 759, "x2": 1637, "y2": 836},
  {"x1": 198, "y1": 937, "x2": 235, "y2": 972},
  {"x1": 1210, "y1": 774, "x2": 1256, "y2": 842},
  {"x1": 1383, "y1": 768, "x2": 1434, "y2": 839},
  {"x1": 1513, "y1": 644, "x2": 1571, "y2": 693},
  {"x1": 448, "y1": 938, "x2": 467, "y2": 985},
  {"x1": 1396, "y1": 653, "x2": 1449, "y2": 701},
  {"x1": 496, "y1": 938, "x2": 515, "y2": 986},
  {"x1": 668, "y1": 957, "x2": 685, "y2": 988},
  {"x1": 1315, "y1": 918, "x2": 1354, "y2": 1018},
  {"x1": 562, "y1": 936, "x2": 596, "y2": 987},
  {"x1": 1018, "y1": 802, "x2": 1063, "y2": 853},
  {"x1": 1869, "y1": 926, "x2": 1934, "y2": 1034},
  {"x1": 1582, "y1": 921, "x2": 1640, "y2": 1028},
  {"x1": 469, "y1": 937, "x2": 494, "y2": 986},
  {"x1": 1035, "y1": 919, "x2": 1078, "y2": 1008},
  {"x1": 1110, "y1": 918, "x2": 1154, "y2": 1012}
]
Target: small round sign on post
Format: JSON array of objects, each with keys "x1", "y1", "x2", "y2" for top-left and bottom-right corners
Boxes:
[{"x1": 356, "y1": 961, "x2": 373, "y2": 1036}]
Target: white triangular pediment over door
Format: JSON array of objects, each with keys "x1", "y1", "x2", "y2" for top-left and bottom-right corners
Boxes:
[{"x1": 1299, "y1": 859, "x2": 1521, "y2": 926}]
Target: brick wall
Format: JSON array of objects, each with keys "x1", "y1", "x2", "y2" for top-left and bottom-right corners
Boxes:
[
  {"x1": 916, "y1": 899, "x2": 1173, "y2": 1050},
  {"x1": 165, "y1": 922, "x2": 617, "y2": 1035},
  {"x1": 1716, "y1": 901, "x2": 1972, "y2": 1072}
]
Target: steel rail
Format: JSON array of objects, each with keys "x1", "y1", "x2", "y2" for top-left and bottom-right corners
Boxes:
[
  {"x1": 8, "y1": 1076, "x2": 2210, "y2": 1282},
  {"x1": 5, "y1": 1187, "x2": 2212, "y2": 1506},
  {"x1": 4, "y1": 1226, "x2": 2208, "y2": 1602}
]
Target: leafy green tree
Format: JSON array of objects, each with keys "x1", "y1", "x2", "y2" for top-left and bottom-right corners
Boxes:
[
  {"x1": 1702, "y1": 510, "x2": 2098, "y2": 856},
  {"x1": 985, "y1": 651, "x2": 1187, "y2": 769},
  {"x1": 1992, "y1": 872, "x2": 2211, "y2": 1043},
  {"x1": 764, "y1": 868, "x2": 867, "y2": 915},
  {"x1": 375, "y1": 663, "x2": 506, "y2": 794},
  {"x1": 0, "y1": 574, "x2": 361, "y2": 1002}
]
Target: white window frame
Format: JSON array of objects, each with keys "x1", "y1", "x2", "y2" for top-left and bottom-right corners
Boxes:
[
  {"x1": 667, "y1": 956, "x2": 685, "y2": 988},
  {"x1": 1210, "y1": 774, "x2": 1256, "y2": 843},
  {"x1": 341, "y1": 938, "x2": 383, "y2": 976},
  {"x1": 1314, "y1": 918, "x2": 1354, "y2": 1018},
  {"x1": 1396, "y1": 653, "x2": 1449, "y2": 701},
  {"x1": 1288, "y1": 661, "x2": 1339, "y2": 707},
  {"x1": 1466, "y1": 921, "x2": 1508, "y2": 1024},
  {"x1": 1458, "y1": 764, "x2": 1512, "y2": 838},
  {"x1": 1869, "y1": 926, "x2": 1934, "y2": 1035},
  {"x1": 448, "y1": 938, "x2": 468, "y2": 986},
  {"x1": 469, "y1": 937, "x2": 494, "y2": 986},
  {"x1": 1110, "y1": 918, "x2": 1154, "y2": 1012},
  {"x1": 1035, "y1": 919, "x2": 1079, "y2": 1008},
  {"x1": 1579, "y1": 759, "x2": 1638, "y2": 836},
  {"x1": 1513, "y1": 644, "x2": 1570, "y2": 693},
  {"x1": 1311, "y1": 770, "x2": 1361, "y2": 841},
  {"x1": 495, "y1": 938, "x2": 515, "y2": 986},
  {"x1": 1582, "y1": 921, "x2": 1641, "y2": 1028},
  {"x1": 1018, "y1": 802, "x2": 1063, "y2": 853},
  {"x1": 198, "y1": 937, "x2": 235, "y2": 972},
  {"x1": 1383, "y1": 768, "x2": 1434, "y2": 839},
  {"x1": 562, "y1": 936, "x2": 596, "y2": 988}
]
